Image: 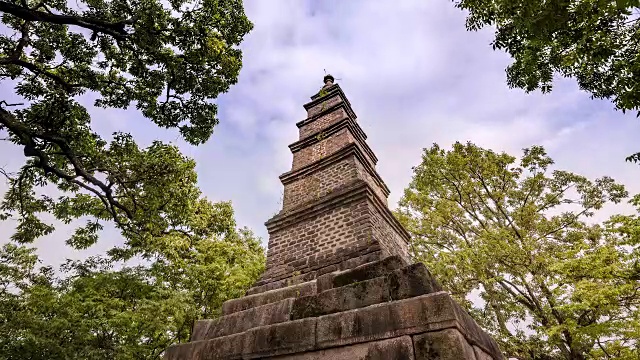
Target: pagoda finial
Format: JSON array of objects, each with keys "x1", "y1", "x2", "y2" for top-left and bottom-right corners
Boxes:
[{"x1": 323, "y1": 74, "x2": 335, "y2": 87}]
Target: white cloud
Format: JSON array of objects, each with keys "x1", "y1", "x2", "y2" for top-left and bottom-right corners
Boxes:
[{"x1": 1, "y1": 0, "x2": 639, "y2": 267}]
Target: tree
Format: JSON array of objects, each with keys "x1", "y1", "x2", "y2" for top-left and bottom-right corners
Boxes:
[
  {"x1": 0, "y1": 0, "x2": 253, "y2": 254},
  {"x1": 451, "y1": 0, "x2": 640, "y2": 161},
  {"x1": 0, "y1": 224, "x2": 265, "y2": 359},
  {"x1": 0, "y1": 1, "x2": 265, "y2": 356},
  {"x1": 453, "y1": 0, "x2": 639, "y2": 113},
  {"x1": 395, "y1": 142, "x2": 639, "y2": 359}
]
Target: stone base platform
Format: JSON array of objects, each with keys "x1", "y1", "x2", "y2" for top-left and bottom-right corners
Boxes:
[{"x1": 164, "y1": 256, "x2": 504, "y2": 360}]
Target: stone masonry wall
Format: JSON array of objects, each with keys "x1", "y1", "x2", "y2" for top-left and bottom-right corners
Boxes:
[
  {"x1": 261, "y1": 199, "x2": 381, "y2": 283},
  {"x1": 306, "y1": 93, "x2": 342, "y2": 118},
  {"x1": 283, "y1": 155, "x2": 389, "y2": 213},
  {"x1": 369, "y1": 201, "x2": 411, "y2": 265},
  {"x1": 299, "y1": 107, "x2": 347, "y2": 139},
  {"x1": 355, "y1": 159, "x2": 388, "y2": 206},
  {"x1": 292, "y1": 127, "x2": 377, "y2": 172},
  {"x1": 292, "y1": 128, "x2": 352, "y2": 170},
  {"x1": 282, "y1": 158, "x2": 358, "y2": 212}
]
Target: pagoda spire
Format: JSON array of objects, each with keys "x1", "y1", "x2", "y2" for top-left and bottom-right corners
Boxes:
[{"x1": 252, "y1": 75, "x2": 411, "y2": 290}]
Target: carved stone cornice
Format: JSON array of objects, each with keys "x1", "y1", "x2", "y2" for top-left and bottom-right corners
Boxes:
[
  {"x1": 265, "y1": 180, "x2": 410, "y2": 243},
  {"x1": 279, "y1": 142, "x2": 390, "y2": 198},
  {"x1": 295, "y1": 101, "x2": 360, "y2": 134},
  {"x1": 288, "y1": 116, "x2": 378, "y2": 165},
  {"x1": 304, "y1": 83, "x2": 355, "y2": 117}
]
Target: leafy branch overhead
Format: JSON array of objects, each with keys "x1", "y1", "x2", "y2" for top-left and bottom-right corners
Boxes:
[
  {"x1": 454, "y1": 0, "x2": 640, "y2": 114},
  {"x1": 452, "y1": 0, "x2": 640, "y2": 162},
  {"x1": 0, "y1": 0, "x2": 253, "y2": 255}
]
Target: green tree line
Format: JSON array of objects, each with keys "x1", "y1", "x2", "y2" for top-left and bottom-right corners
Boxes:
[
  {"x1": 0, "y1": 0, "x2": 264, "y2": 358},
  {"x1": 396, "y1": 142, "x2": 639, "y2": 359}
]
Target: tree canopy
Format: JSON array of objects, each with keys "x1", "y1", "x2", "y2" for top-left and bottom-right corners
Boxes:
[
  {"x1": 451, "y1": 0, "x2": 640, "y2": 162},
  {"x1": 396, "y1": 142, "x2": 639, "y2": 360},
  {"x1": 0, "y1": 225, "x2": 265, "y2": 360},
  {"x1": 0, "y1": 0, "x2": 253, "y2": 255},
  {"x1": 453, "y1": 0, "x2": 639, "y2": 113},
  {"x1": 0, "y1": 2, "x2": 266, "y2": 357}
]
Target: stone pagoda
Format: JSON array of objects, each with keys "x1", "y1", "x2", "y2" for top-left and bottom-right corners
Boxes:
[{"x1": 164, "y1": 75, "x2": 504, "y2": 360}]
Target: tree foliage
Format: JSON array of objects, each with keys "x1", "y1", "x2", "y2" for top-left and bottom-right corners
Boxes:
[
  {"x1": 396, "y1": 142, "x2": 639, "y2": 360},
  {"x1": 453, "y1": 0, "x2": 640, "y2": 114},
  {"x1": 0, "y1": 0, "x2": 252, "y2": 254},
  {"x1": 0, "y1": 225, "x2": 265, "y2": 360},
  {"x1": 452, "y1": 0, "x2": 640, "y2": 162},
  {"x1": 0, "y1": 140, "x2": 268, "y2": 359},
  {"x1": 0, "y1": 1, "x2": 265, "y2": 357}
]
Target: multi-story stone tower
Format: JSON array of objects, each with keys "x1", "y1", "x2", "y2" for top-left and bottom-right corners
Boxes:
[
  {"x1": 254, "y1": 74, "x2": 412, "y2": 291},
  {"x1": 164, "y1": 76, "x2": 504, "y2": 360}
]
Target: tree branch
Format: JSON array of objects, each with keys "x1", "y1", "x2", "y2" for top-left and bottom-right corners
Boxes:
[
  {"x1": 0, "y1": 166, "x2": 12, "y2": 181},
  {"x1": 13, "y1": 21, "x2": 30, "y2": 58},
  {"x1": 0, "y1": 106, "x2": 134, "y2": 226},
  {"x1": 441, "y1": 172, "x2": 493, "y2": 233},
  {"x1": 470, "y1": 166, "x2": 525, "y2": 241},
  {"x1": 498, "y1": 278, "x2": 538, "y2": 312},
  {"x1": 0, "y1": 58, "x2": 77, "y2": 92},
  {"x1": 0, "y1": 1, "x2": 133, "y2": 41}
]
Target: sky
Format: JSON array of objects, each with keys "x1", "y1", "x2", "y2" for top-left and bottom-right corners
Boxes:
[{"x1": 1, "y1": 0, "x2": 640, "y2": 268}]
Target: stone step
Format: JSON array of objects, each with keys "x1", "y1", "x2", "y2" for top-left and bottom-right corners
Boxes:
[
  {"x1": 222, "y1": 280, "x2": 317, "y2": 315},
  {"x1": 291, "y1": 263, "x2": 442, "y2": 320},
  {"x1": 222, "y1": 255, "x2": 405, "y2": 316},
  {"x1": 246, "y1": 271, "x2": 316, "y2": 296},
  {"x1": 193, "y1": 262, "x2": 442, "y2": 342},
  {"x1": 266, "y1": 336, "x2": 415, "y2": 360},
  {"x1": 247, "y1": 251, "x2": 381, "y2": 296},
  {"x1": 165, "y1": 292, "x2": 503, "y2": 360},
  {"x1": 316, "y1": 255, "x2": 406, "y2": 293},
  {"x1": 192, "y1": 298, "x2": 295, "y2": 341}
]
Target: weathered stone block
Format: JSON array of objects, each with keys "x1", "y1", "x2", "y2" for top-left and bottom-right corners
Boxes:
[
  {"x1": 474, "y1": 345, "x2": 494, "y2": 360},
  {"x1": 330, "y1": 255, "x2": 404, "y2": 289},
  {"x1": 192, "y1": 298, "x2": 294, "y2": 340},
  {"x1": 166, "y1": 319, "x2": 319, "y2": 360},
  {"x1": 317, "y1": 264, "x2": 339, "y2": 276},
  {"x1": 290, "y1": 276, "x2": 390, "y2": 319},
  {"x1": 222, "y1": 281, "x2": 316, "y2": 315},
  {"x1": 247, "y1": 272, "x2": 317, "y2": 296},
  {"x1": 316, "y1": 291, "x2": 458, "y2": 349},
  {"x1": 164, "y1": 332, "x2": 245, "y2": 360},
  {"x1": 413, "y1": 329, "x2": 476, "y2": 360},
  {"x1": 243, "y1": 318, "x2": 317, "y2": 359},
  {"x1": 449, "y1": 297, "x2": 503, "y2": 359},
  {"x1": 340, "y1": 251, "x2": 380, "y2": 270},
  {"x1": 315, "y1": 255, "x2": 403, "y2": 293},
  {"x1": 266, "y1": 336, "x2": 415, "y2": 360},
  {"x1": 316, "y1": 272, "x2": 336, "y2": 293},
  {"x1": 388, "y1": 263, "x2": 443, "y2": 300}
]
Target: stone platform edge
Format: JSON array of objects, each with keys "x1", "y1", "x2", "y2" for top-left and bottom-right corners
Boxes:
[{"x1": 164, "y1": 291, "x2": 503, "y2": 360}]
